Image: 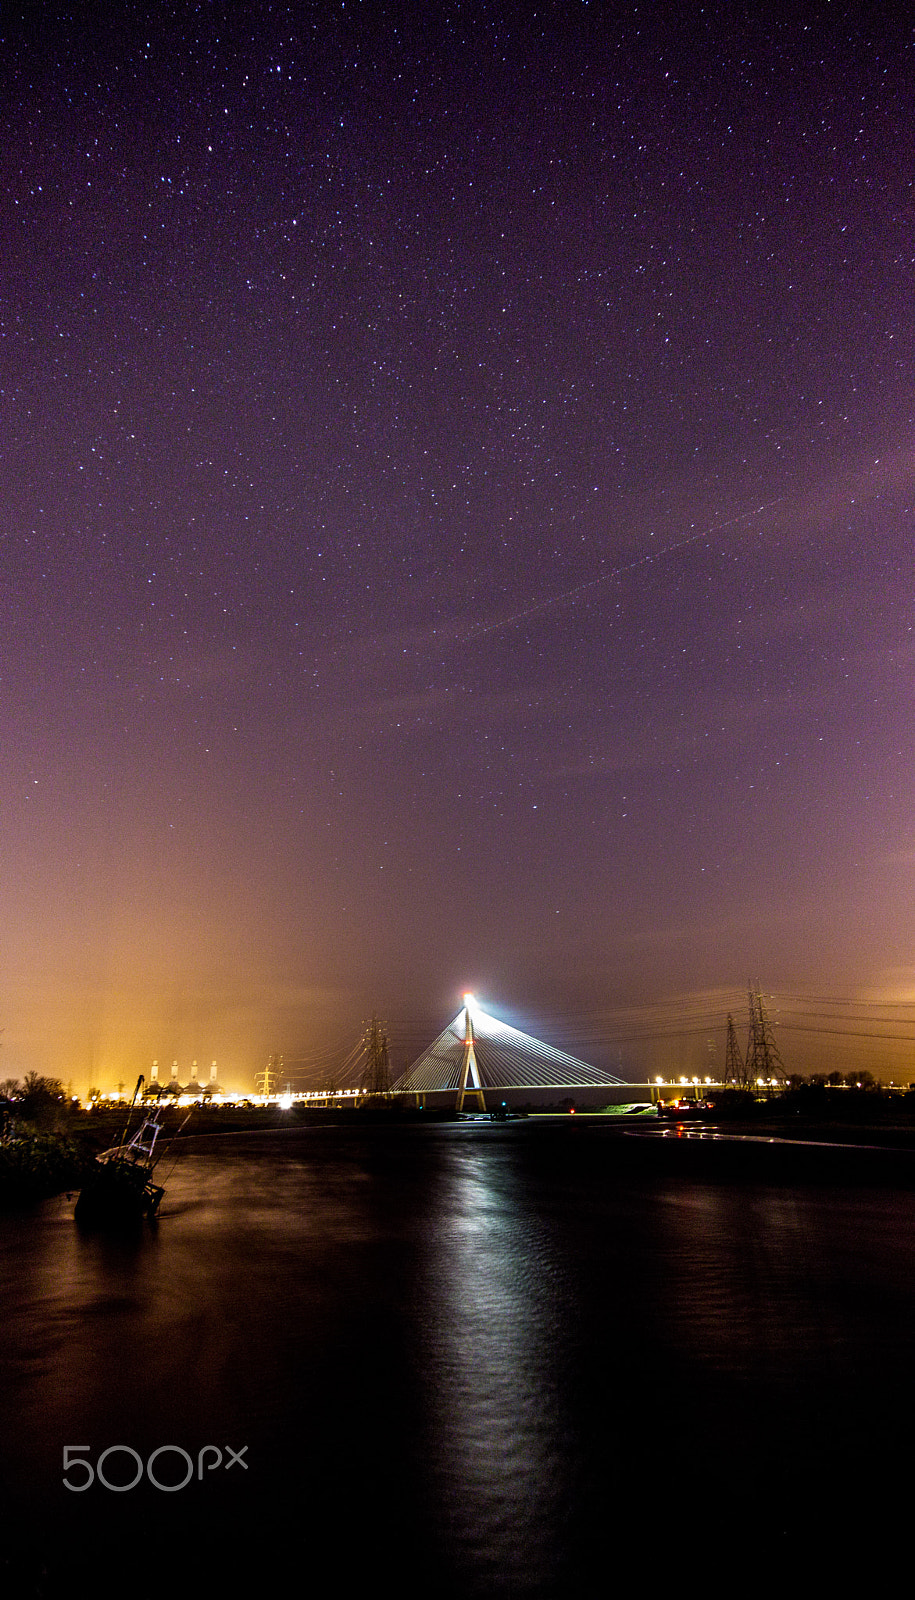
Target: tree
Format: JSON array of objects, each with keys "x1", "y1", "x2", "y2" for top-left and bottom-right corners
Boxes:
[{"x1": 19, "y1": 1073, "x2": 65, "y2": 1129}]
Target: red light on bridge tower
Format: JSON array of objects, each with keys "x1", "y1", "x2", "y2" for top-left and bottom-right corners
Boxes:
[{"x1": 457, "y1": 994, "x2": 486, "y2": 1113}]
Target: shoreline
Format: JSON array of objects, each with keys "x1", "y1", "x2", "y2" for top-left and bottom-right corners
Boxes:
[{"x1": 6, "y1": 1107, "x2": 915, "y2": 1210}]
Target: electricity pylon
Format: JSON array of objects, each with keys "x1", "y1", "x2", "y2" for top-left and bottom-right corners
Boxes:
[
  {"x1": 724, "y1": 1013, "x2": 746, "y2": 1086},
  {"x1": 745, "y1": 982, "x2": 786, "y2": 1087},
  {"x1": 256, "y1": 1053, "x2": 282, "y2": 1098},
  {"x1": 360, "y1": 1016, "x2": 391, "y2": 1099}
]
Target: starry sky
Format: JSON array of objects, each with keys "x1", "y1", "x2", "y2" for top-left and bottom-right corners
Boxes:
[{"x1": 2, "y1": 3, "x2": 914, "y2": 1091}]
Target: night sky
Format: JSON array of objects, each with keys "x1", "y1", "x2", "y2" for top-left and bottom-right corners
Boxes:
[{"x1": 3, "y1": 4, "x2": 914, "y2": 1091}]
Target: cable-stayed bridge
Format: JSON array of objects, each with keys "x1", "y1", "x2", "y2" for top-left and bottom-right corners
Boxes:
[{"x1": 391, "y1": 994, "x2": 625, "y2": 1111}]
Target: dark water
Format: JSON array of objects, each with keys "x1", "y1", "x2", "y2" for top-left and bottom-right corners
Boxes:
[{"x1": 2, "y1": 1120, "x2": 914, "y2": 1595}]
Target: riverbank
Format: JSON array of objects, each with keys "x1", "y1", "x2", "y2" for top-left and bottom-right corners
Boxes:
[{"x1": 0, "y1": 1133, "x2": 95, "y2": 1205}]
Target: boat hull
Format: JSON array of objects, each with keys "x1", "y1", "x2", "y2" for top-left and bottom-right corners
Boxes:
[{"x1": 74, "y1": 1158, "x2": 164, "y2": 1227}]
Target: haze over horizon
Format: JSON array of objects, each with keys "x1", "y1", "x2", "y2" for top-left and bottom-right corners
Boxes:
[{"x1": 3, "y1": 5, "x2": 914, "y2": 1093}]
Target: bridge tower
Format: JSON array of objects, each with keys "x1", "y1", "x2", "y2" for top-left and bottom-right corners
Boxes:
[{"x1": 456, "y1": 994, "x2": 487, "y2": 1112}]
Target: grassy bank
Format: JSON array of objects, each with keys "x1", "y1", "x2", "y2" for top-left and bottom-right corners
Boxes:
[{"x1": 0, "y1": 1133, "x2": 97, "y2": 1206}]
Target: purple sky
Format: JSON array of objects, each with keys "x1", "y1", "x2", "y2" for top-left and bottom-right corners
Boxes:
[{"x1": 2, "y1": 4, "x2": 914, "y2": 1091}]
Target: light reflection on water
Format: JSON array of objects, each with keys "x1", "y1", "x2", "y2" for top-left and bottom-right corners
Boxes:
[
  {"x1": 416, "y1": 1139, "x2": 573, "y2": 1594},
  {"x1": 1, "y1": 1123, "x2": 914, "y2": 1595}
]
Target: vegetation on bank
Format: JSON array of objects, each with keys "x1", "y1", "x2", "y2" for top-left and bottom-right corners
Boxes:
[
  {"x1": 0, "y1": 1134, "x2": 96, "y2": 1205},
  {"x1": 0, "y1": 1074, "x2": 96, "y2": 1204},
  {"x1": 705, "y1": 1077, "x2": 915, "y2": 1122}
]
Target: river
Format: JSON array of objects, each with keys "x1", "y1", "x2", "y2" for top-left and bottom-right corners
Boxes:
[{"x1": 2, "y1": 1118, "x2": 913, "y2": 1595}]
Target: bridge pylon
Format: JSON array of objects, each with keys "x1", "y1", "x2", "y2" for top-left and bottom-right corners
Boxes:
[{"x1": 456, "y1": 995, "x2": 486, "y2": 1112}]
